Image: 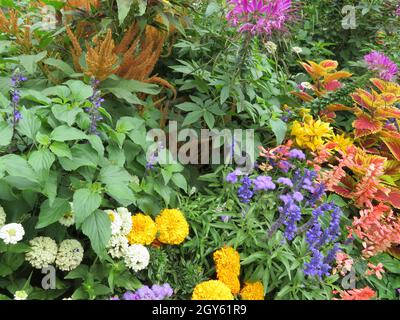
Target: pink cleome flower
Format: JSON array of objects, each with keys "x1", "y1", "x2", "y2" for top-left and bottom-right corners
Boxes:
[
  {"x1": 364, "y1": 51, "x2": 398, "y2": 81},
  {"x1": 226, "y1": 0, "x2": 293, "y2": 35}
]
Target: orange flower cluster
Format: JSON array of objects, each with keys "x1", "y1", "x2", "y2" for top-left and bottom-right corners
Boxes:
[
  {"x1": 351, "y1": 203, "x2": 400, "y2": 257},
  {"x1": 333, "y1": 287, "x2": 376, "y2": 300},
  {"x1": 0, "y1": 9, "x2": 32, "y2": 52}
]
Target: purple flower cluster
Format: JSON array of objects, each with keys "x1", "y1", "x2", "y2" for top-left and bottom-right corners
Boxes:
[
  {"x1": 87, "y1": 77, "x2": 104, "y2": 135},
  {"x1": 237, "y1": 176, "x2": 254, "y2": 203},
  {"x1": 364, "y1": 51, "x2": 398, "y2": 81},
  {"x1": 253, "y1": 175, "x2": 276, "y2": 191},
  {"x1": 10, "y1": 72, "x2": 27, "y2": 124},
  {"x1": 304, "y1": 203, "x2": 342, "y2": 278},
  {"x1": 111, "y1": 284, "x2": 173, "y2": 300},
  {"x1": 226, "y1": 0, "x2": 293, "y2": 36},
  {"x1": 279, "y1": 193, "x2": 302, "y2": 240}
]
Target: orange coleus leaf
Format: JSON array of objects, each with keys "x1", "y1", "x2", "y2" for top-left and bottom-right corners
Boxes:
[
  {"x1": 305, "y1": 60, "x2": 327, "y2": 79},
  {"x1": 371, "y1": 78, "x2": 400, "y2": 98},
  {"x1": 319, "y1": 60, "x2": 338, "y2": 71},
  {"x1": 375, "y1": 187, "x2": 400, "y2": 209},
  {"x1": 324, "y1": 71, "x2": 353, "y2": 83},
  {"x1": 353, "y1": 114, "x2": 383, "y2": 138},
  {"x1": 385, "y1": 160, "x2": 400, "y2": 176},
  {"x1": 377, "y1": 107, "x2": 400, "y2": 119},
  {"x1": 351, "y1": 89, "x2": 375, "y2": 110},
  {"x1": 381, "y1": 134, "x2": 400, "y2": 161},
  {"x1": 326, "y1": 103, "x2": 353, "y2": 112},
  {"x1": 291, "y1": 91, "x2": 314, "y2": 102},
  {"x1": 323, "y1": 80, "x2": 342, "y2": 91}
]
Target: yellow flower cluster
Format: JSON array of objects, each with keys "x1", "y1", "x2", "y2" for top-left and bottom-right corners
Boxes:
[
  {"x1": 330, "y1": 133, "x2": 353, "y2": 152},
  {"x1": 291, "y1": 116, "x2": 333, "y2": 151},
  {"x1": 192, "y1": 280, "x2": 234, "y2": 300},
  {"x1": 155, "y1": 209, "x2": 189, "y2": 245},
  {"x1": 240, "y1": 282, "x2": 265, "y2": 300},
  {"x1": 127, "y1": 214, "x2": 157, "y2": 245},
  {"x1": 213, "y1": 247, "x2": 241, "y2": 294}
]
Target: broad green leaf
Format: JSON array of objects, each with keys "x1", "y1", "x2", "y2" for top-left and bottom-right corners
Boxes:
[
  {"x1": 99, "y1": 165, "x2": 132, "y2": 185},
  {"x1": 117, "y1": 0, "x2": 134, "y2": 25},
  {"x1": 0, "y1": 121, "x2": 12, "y2": 146},
  {"x1": 50, "y1": 141, "x2": 72, "y2": 159},
  {"x1": 269, "y1": 118, "x2": 287, "y2": 145},
  {"x1": 51, "y1": 104, "x2": 81, "y2": 126},
  {"x1": 50, "y1": 125, "x2": 87, "y2": 141},
  {"x1": 105, "y1": 184, "x2": 135, "y2": 207},
  {"x1": 28, "y1": 149, "x2": 55, "y2": 172},
  {"x1": 182, "y1": 110, "x2": 203, "y2": 127},
  {"x1": 36, "y1": 198, "x2": 70, "y2": 229},
  {"x1": 82, "y1": 210, "x2": 111, "y2": 258},
  {"x1": 43, "y1": 58, "x2": 75, "y2": 75},
  {"x1": 65, "y1": 80, "x2": 93, "y2": 102},
  {"x1": 73, "y1": 189, "x2": 102, "y2": 226},
  {"x1": 0, "y1": 154, "x2": 38, "y2": 183},
  {"x1": 17, "y1": 108, "x2": 41, "y2": 140},
  {"x1": 17, "y1": 51, "x2": 47, "y2": 74},
  {"x1": 171, "y1": 173, "x2": 187, "y2": 192}
]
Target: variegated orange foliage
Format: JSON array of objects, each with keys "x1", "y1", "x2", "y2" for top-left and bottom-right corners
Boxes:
[
  {"x1": 321, "y1": 145, "x2": 400, "y2": 209},
  {"x1": 292, "y1": 60, "x2": 352, "y2": 102},
  {"x1": 351, "y1": 203, "x2": 400, "y2": 257},
  {"x1": 351, "y1": 79, "x2": 400, "y2": 161}
]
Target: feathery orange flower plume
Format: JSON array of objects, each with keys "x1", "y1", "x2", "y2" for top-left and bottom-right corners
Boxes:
[{"x1": 333, "y1": 287, "x2": 376, "y2": 300}]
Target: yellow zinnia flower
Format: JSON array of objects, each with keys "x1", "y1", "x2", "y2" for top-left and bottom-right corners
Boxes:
[
  {"x1": 192, "y1": 280, "x2": 234, "y2": 300},
  {"x1": 127, "y1": 213, "x2": 157, "y2": 245},
  {"x1": 155, "y1": 209, "x2": 189, "y2": 245},
  {"x1": 240, "y1": 282, "x2": 265, "y2": 300}
]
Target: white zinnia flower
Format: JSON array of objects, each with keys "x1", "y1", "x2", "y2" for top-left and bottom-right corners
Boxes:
[
  {"x1": 292, "y1": 46, "x2": 303, "y2": 54},
  {"x1": 107, "y1": 234, "x2": 129, "y2": 259},
  {"x1": 105, "y1": 210, "x2": 123, "y2": 235},
  {"x1": 0, "y1": 223, "x2": 25, "y2": 244},
  {"x1": 265, "y1": 41, "x2": 277, "y2": 54},
  {"x1": 116, "y1": 207, "x2": 132, "y2": 236},
  {"x1": 0, "y1": 206, "x2": 6, "y2": 227},
  {"x1": 25, "y1": 237, "x2": 58, "y2": 269},
  {"x1": 14, "y1": 290, "x2": 28, "y2": 300},
  {"x1": 55, "y1": 239, "x2": 84, "y2": 271},
  {"x1": 58, "y1": 202, "x2": 75, "y2": 227},
  {"x1": 124, "y1": 244, "x2": 150, "y2": 272}
]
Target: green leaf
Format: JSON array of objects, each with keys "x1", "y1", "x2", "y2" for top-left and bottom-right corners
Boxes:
[
  {"x1": 28, "y1": 149, "x2": 55, "y2": 172},
  {"x1": 58, "y1": 144, "x2": 99, "y2": 171},
  {"x1": 82, "y1": 210, "x2": 111, "y2": 258},
  {"x1": 50, "y1": 141, "x2": 72, "y2": 159},
  {"x1": 73, "y1": 189, "x2": 102, "y2": 226},
  {"x1": 176, "y1": 102, "x2": 201, "y2": 112},
  {"x1": 182, "y1": 110, "x2": 203, "y2": 127},
  {"x1": 171, "y1": 173, "x2": 187, "y2": 192},
  {"x1": 269, "y1": 118, "x2": 287, "y2": 145},
  {"x1": 17, "y1": 51, "x2": 47, "y2": 74},
  {"x1": 36, "y1": 198, "x2": 70, "y2": 229},
  {"x1": 0, "y1": 154, "x2": 38, "y2": 183},
  {"x1": 107, "y1": 87, "x2": 141, "y2": 105},
  {"x1": 50, "y1": 125, "x2": 87, "y2": 141},
  {"x1": 43, "y1": 58, "x2": 75, "y2": 75},
  {"x1": 116, "y1": 117, "x2": 143, "y2": 133},
  {"x1": 65, "y1": 80, "x2": 93, "y2": 102},
  {"x1": 99, "y1": 165, "x2": 132, "y2": 185},
  {"x1": 105, "y1": 184, "x2": 135, "y2": 207},
  {"x1": 0, "y1": 121, "x2": 12, "y2": 146},
  {"x1": 0, "y1": 252, "x2": 25, "y2": 276},
  {"x1": 203, "y1": 111, "x2": 215, "y2": 129},
  {"x1": 87, "y1": 135, "x2": 105, "y2": 157},
  {"x1": 17, "y1": 108, "x2": 41, "y2": 140},
  {"x1": 52, "y1": 104, "x2": 81, "y2": 126},
  {"x1": 117, "y1": 0, "x2": 134, "y2": 25},
  {"x1": 65, "y1": 265, "x2": 89, "y2": 280},
  {"x1": 220, "y1": 85, "x2": 230, "y2": 104}
]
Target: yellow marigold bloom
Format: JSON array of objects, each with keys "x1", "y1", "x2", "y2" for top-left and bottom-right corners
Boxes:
[
  {"x1": 217, "y1": 271, "x2": 240, "y2": 294},
  {"x1": 127, "y1": 213, "x2": 157, "y2": 245},
  {"x1": 213, "y1": 246, "x2": 241, "y2": 277},
  {"x1": 240, "y1": 282, "x2": 265, "y2": 300},
  {"x1": 192, "y1": 280, "x2": 234, "y2": 300},
  {"x1": 291, "y1": 117, "x2": 333, "y2": 151},
  {"x1": 155, "y1": 209, "x2": 189, "y2": 245},
  {"x1": 330, "y1": 133, "x2": 353, "y2": 152}
]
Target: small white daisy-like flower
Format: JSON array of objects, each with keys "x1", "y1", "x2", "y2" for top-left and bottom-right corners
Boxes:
[
  {"x1": 0, "y1": 223, "x2": 25, "y2": 244},
  {"x1": 25, "y1": 237, "x2": 58, "y2": 269},
  {"x1": 0, "y1": 206, "x2": 6, "y2": 227},
  {"x1": 55, "y1": 239, "x2": 84, "y2": 271},
  {"x1": 123, "y1": 244, "x2": 150, "y2": 272},
  {"x1": 116, "y1": 207, "x2": 132, "y2": 236},
  {"x1": 292, "y1": 46, "x2": 303, "y2": 54},
  {"x1": 107, "y1": 234, "x2": 129, "y2": 259},
  {"x1": 58, "y1": 202, "x2": 75, "y2": 227},
  {"x1": 265, "y1": 41, "x2": 277, "y2": 54},
  {"x1": 14, "y1": 290, "x2": 28, "y2": 300},
  {"x1": 105, "y1": 210, "x2": 123, "y2": 235}
]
